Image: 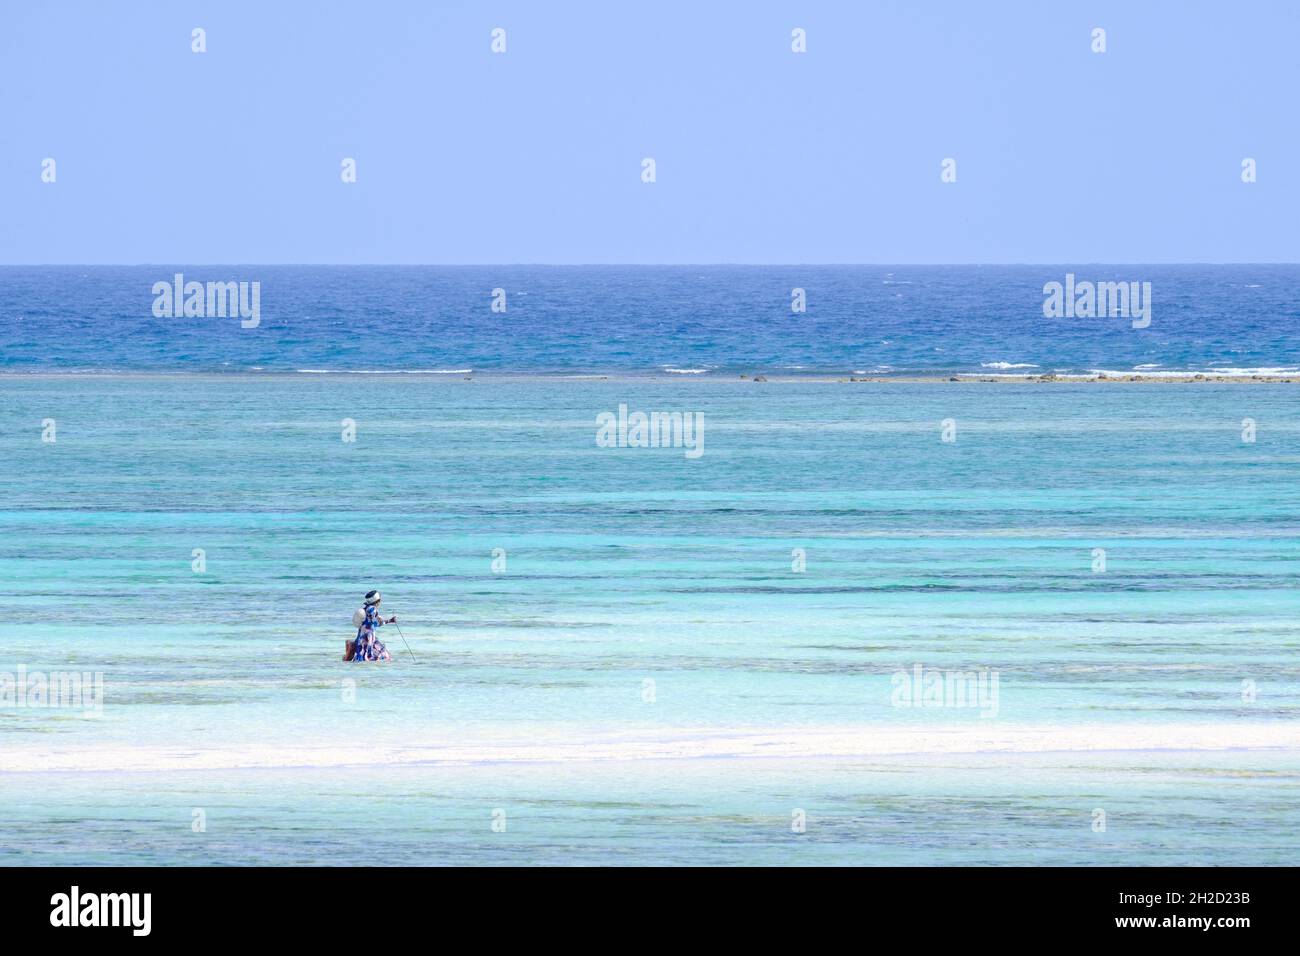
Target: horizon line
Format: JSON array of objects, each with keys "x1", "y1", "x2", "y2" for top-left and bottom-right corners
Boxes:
[{"x1": 3, "y1": 261, "x2": 1300, "y2": 268}]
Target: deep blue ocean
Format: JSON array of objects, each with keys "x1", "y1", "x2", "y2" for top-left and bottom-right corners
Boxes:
[{"x1": 2, "y1": 265, "x2": 1297, "y2": 375}]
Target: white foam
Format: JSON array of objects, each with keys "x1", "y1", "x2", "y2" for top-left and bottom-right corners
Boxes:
[
  {"x1": 1205, "y1": 366, "x2": 1300, "y2": 376},
  {"x1": 981, "y1": 362, "x2": 1039, "y2": 369},
  {"x1": 295, "y1": 368, "x2": 473, "y2": 375},
  {"x1": 1089, "y1": 367, "x2": 1300, "y2": 378}
]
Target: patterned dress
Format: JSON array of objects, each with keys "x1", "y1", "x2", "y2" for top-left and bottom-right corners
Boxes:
[{"x1": 353, "y1": 605, "x2": 391, "y2": 662}]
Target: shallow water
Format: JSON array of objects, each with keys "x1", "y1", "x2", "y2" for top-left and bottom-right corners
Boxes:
[
  {"x1": 4, "y1": 754, "x2": 1298, "y2": 866},
  {"x1": 2, "y1": 376, "x2": 1298, "y2": 863}
]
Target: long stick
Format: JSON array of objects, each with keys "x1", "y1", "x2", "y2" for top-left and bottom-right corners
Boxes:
[{"x1": 392, "y1": 621, "x2": 416, "y2": 663}]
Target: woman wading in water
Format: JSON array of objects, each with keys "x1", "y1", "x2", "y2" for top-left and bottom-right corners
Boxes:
[{"x1": 348, "y1": 590, "x2": 396, "y2": 662}]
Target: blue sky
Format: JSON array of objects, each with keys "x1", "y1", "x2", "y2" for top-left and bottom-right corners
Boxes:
[{"x1": 1, "y1": 1, "x2": 1297, "y2": 263}]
